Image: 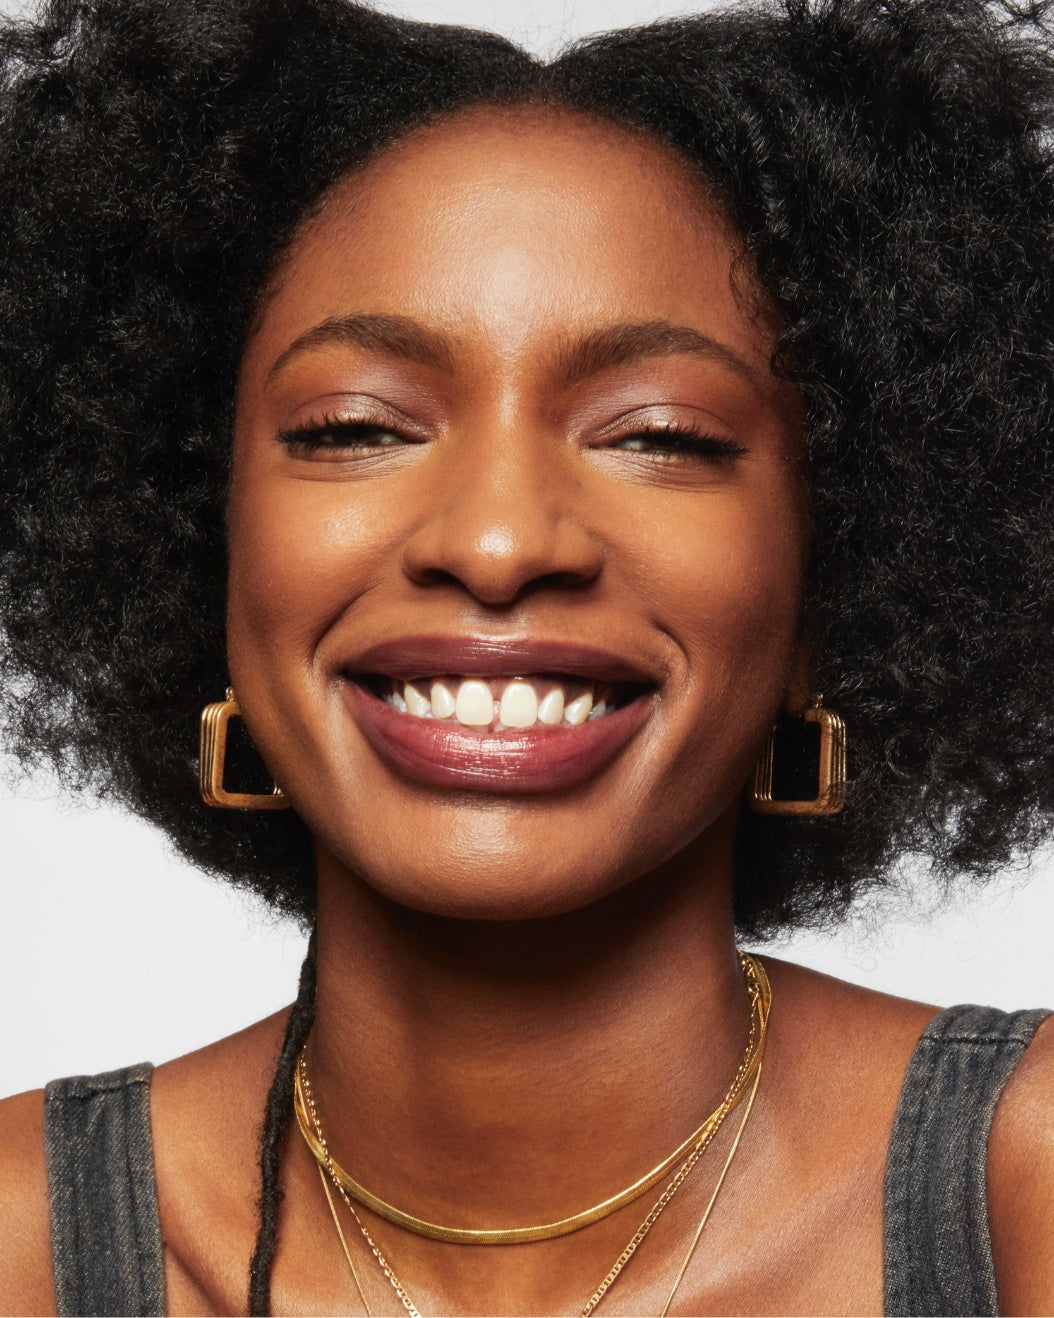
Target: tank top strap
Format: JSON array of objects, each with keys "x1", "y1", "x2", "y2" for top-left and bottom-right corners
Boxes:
[
  {"x1": 44, "y1": 1063, "x2": 165, "y2": 1317},
  {"x1": 883, "y1": 1004, "x2": 1050, "y2": 1316}
]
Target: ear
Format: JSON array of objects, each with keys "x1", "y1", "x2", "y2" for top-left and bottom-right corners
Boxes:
[{"x1": 783, "y1": 636, "x2": 813, "y2": 717}]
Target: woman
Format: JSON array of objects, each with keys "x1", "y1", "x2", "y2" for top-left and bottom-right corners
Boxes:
[{"x1": 0, "y1": 0, "x2": 1052, "y2": 1312}]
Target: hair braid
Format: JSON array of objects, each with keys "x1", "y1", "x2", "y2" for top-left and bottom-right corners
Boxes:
[{"x1": 248, "y1": 926, "x2": 318, "y2": 1316}]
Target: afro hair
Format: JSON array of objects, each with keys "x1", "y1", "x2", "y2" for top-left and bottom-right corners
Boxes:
[{"x1": 0, "y1": 0, "x2": 1052, "y2": 936}]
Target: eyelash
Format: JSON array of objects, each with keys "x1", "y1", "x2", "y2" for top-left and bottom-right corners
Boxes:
[
  {"x1": 278, "y1": 416, "x2": 407, "y2": 451},
  {"x1": 610, "y1": 423, "x2": 746, "y2": 462},
  {"x1": 278, "y1": 417, "x2": 746, "y2": 462}
]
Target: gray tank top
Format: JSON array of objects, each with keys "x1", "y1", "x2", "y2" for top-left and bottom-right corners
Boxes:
[{"x1": 43, "y1": 1004, "x2": 1049, "y2": 1317}]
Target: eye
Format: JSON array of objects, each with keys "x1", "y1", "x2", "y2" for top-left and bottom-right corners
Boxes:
[
  {"x1": 610, "y1": 423, "x2": 746, "y2": 462},
  {"x1": 278, "y1": 415, "x2": 414, "y2": 453}
]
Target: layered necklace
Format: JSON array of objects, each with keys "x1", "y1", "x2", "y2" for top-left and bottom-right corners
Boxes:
[{"x1": 294, "y1": 951, "x2": 770, "y2": 1316}]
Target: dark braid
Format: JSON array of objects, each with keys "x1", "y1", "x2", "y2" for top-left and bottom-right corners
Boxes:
[{"x1": 248, "y1": 927, "x2": 318, "y2": 1316}]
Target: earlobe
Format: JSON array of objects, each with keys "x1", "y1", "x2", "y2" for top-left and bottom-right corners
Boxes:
[{"x1": 782, "y1": 636, "x2": 813, "y2": 718}]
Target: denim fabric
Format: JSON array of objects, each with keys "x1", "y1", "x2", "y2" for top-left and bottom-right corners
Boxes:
[
  {"x1": 42, "y1": 1005, "x2": 1049, "y2": 1318},
  {"x1": 45, "y1": 1064, "x2": 165, "y2": 1317},
  {"x1": 883, "y1": 1005, "x2": 1050, "y2": 1317}
]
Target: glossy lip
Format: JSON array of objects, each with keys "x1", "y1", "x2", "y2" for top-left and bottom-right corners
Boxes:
[
  {"x1": 343, "y1": 679, "x2": 655, "y2": 794},
  {"x1": 346, "y1": 634, "x2": 660, "y2": 685}
]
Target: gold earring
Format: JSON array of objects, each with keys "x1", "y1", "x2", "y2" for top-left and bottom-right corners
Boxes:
[
  {"x1": 749, "y1": 695, "x2": 846, "y2": 816},
  {"x1": 199, "y1": 688, "x2": 290, "y2": 810}
]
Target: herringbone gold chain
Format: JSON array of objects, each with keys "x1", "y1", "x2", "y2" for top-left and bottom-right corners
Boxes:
[{"x1": 298, "y1": 952, "x2": 769, "y2": 1316}]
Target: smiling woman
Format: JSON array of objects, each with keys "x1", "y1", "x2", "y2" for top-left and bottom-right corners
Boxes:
[
  {"x1": 228, "y1": 110, "x2": 806, "y2": 919},
  {"x1": 0, "y1": 0, "x2": 1052, "y2": 1315}
]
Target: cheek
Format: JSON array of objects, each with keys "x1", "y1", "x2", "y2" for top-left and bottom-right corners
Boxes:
[
  {"x1": 689, "y1": 508, "x2": 801, "y2": 661},
  {"x1": 616, "y1": 472, "x2": 806, "y2": 808},
  {"x1": 226, "y1": 461, "x2": 400, "y2": 676},
  {"x1": 617, "y1": 482, "x2": 804, "y2": 671}
]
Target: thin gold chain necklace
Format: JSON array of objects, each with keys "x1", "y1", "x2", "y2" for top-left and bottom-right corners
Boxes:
[
  {"x1": 313, "y1": 1051, "x2": 763, "y2": 1318},
  {"x1": 294, "y1": 953, "x2": 768, "y2": 1246},
  {"x1": 297, "y1": 952, "x2": 770, "y2": 1316}
]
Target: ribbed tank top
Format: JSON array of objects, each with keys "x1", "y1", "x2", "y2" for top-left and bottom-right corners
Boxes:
[{"x1": 43, "y1": 1004, "x2": 1049, "y2": 1316}]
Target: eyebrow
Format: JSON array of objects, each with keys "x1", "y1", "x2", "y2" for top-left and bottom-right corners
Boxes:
[
  {"x1": 268, "y1": 313, "x2": 456, "y2": 383},
  {"x1": 267, "y1": 312, "x2": 762, "y2": 392},
  {"x1": 554, "y1": 321, "x2": 763, "y2": 391}
]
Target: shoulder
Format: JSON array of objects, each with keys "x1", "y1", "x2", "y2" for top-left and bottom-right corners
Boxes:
[
  {"x1": 761, "y1": 958, "x2": 940, "y2": 1188},
  {"x1": 762, "y1": 956, "x2": 939, "y2": 1085},
  {"x1": 0, "y1": 1012, "x2": 290, "y2": 1318},
  {"x1": 760, "y1": 957, "x2": 940, "y2": 1118},
  {"x1": 679, "y1": 958, "x2": 937, "y2": 1315},
  {"x1": 0, "y1": 1087, "x2": 56, "y2": 1316},
  {"x1": 987, "y1": 1011, "x2": 1054, "y2": 1315},
  {"x1": 149, "y1": 1010, "x2": 291, "y2": 1316}
]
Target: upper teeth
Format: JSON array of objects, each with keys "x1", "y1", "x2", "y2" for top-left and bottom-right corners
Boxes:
[{"x1": 389, "y1": 677, "x2": 611, "y2": 729}]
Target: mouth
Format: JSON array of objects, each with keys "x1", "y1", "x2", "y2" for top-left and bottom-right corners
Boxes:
[
  {"x1": 340, "y1": 637, "x2": 658, "y2": 794},
  {"x1": 358, "y1": 673, "x2": 637, "y2": 731}
]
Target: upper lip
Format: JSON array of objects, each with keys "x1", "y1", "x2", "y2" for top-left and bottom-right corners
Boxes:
[{"x1": 344, "y1": 634, "x2": 660, "y2": 686}]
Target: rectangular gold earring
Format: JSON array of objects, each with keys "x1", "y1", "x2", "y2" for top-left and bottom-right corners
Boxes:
[
  {"x1": 749, "y1": 699, "x2": 846, "y2": 816},
  {"x1": 200, "y1": 688, "x2": 290, "y2": 810}
]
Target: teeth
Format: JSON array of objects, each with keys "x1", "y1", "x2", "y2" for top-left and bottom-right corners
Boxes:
[
  {"x1": 499, "y1": 681, "x2": 538, "y2": 728},
  {"x1": 385, "y1": 677, "x2": 616, "y2": 728},
  {"x1": 455, "y1": 679, "x2": 494, "y2": 726},
  {"x1": 430, "y1": 680, "x2": 456, "y2": 719},
  {"x1": 404, "y1": 682, "x2": 430, "y2": 718},
  {"x1": 563, "y1": 692, "x2": 594, "y2": 725},
  {"x1": 537, "y1": 688, "x2": 564, "y2": 725}
]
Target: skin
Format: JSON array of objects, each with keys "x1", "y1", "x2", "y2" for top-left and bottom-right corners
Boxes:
[{"x1": 2, "y1": 105, "x2": 1053, "y2": 1316}]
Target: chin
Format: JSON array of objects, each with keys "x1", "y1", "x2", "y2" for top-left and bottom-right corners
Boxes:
[{"x1": 317, "y1": 828, "x2": 644, "y2": 924}]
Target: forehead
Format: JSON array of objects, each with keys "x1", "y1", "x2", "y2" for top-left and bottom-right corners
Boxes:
[{"x1": 244, "y1": 105, "x2": 779, "y2": 384}]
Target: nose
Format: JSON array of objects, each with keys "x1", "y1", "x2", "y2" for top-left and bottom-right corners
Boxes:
[{"x1": 400, "y1": 425, "x2": 604, "y2": 606}]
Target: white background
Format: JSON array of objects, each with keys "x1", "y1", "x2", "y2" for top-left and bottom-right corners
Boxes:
[{"x1": 2, "y1": 0, "x2": 1051, "y2": 1100}]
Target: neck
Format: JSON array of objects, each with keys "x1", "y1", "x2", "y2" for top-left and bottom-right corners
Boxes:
[{"x1": 306, "y1": 834, "x2": 751, "y2": 1231}]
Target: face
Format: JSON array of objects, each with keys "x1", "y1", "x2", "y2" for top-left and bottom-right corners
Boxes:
[{"x1": 228, "y1": 106, "x2": 807, "y2": 920}]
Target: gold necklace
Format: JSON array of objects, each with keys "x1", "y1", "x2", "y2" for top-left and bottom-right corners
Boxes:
[
  {"x1": 294, "y1": 953, "x2": 768, "y2": 1247},
  {"x1": 297, "y1": 953, "x2": 770, "y2": 1316},
  {"x1": 590, "y1": 1044, "x2": 764, "y2": 1318},
  {"x1": 316, "y1": 1163, "x2": 376, "y2": 1316},
  {"x1": 315, "y1": 1052, "x2": 763, "y2": 1318}
]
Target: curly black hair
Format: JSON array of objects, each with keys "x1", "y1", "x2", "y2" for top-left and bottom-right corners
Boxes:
[{"x1": 1, "y1": 0, "x2": 1052, "y2": 938}]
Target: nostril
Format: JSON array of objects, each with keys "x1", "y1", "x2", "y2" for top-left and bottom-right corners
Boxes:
[
  {"x1": 400, "y1": 504, "x2": 603, "y2": 605},
  {"x1": 404, "y1": 566, "x2": 468, "y2": 591}
]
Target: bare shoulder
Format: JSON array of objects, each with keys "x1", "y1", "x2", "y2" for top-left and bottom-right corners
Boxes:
[
  {"x1": 988, "y1": 1012, "x2": 1054, "y2": 1316},
  {"x1": 0, "y1": 1088, "x2": 56, "y2": 1316},
  {"x1": 761, "y1": 957, "x2": 940, "y2": 1187},
  {"x1": 149, "y1": 1010, "x2": 290, "y2": 1316},
  {"x1": 676, "y1": 957, "x2": 939, "y2": 1316},
  {"x1": 762, "y1": 955, "x2": 940, "y2": 1078},
  {"x1": 0, "y1": 1012, "x2": 288, "y2": 1318}
]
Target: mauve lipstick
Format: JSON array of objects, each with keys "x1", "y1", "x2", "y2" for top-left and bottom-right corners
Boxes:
[
  {"x1": 346, "y1": 634, "x2": 657, "y2": 685},
  {"x1": 339, "y1": 634, "x2": 658, "y2": 793}
]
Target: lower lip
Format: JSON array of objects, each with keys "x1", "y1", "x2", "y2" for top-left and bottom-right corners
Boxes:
[{"x1": 343, "y1": 681, "x2": 654, "y2": 794}]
